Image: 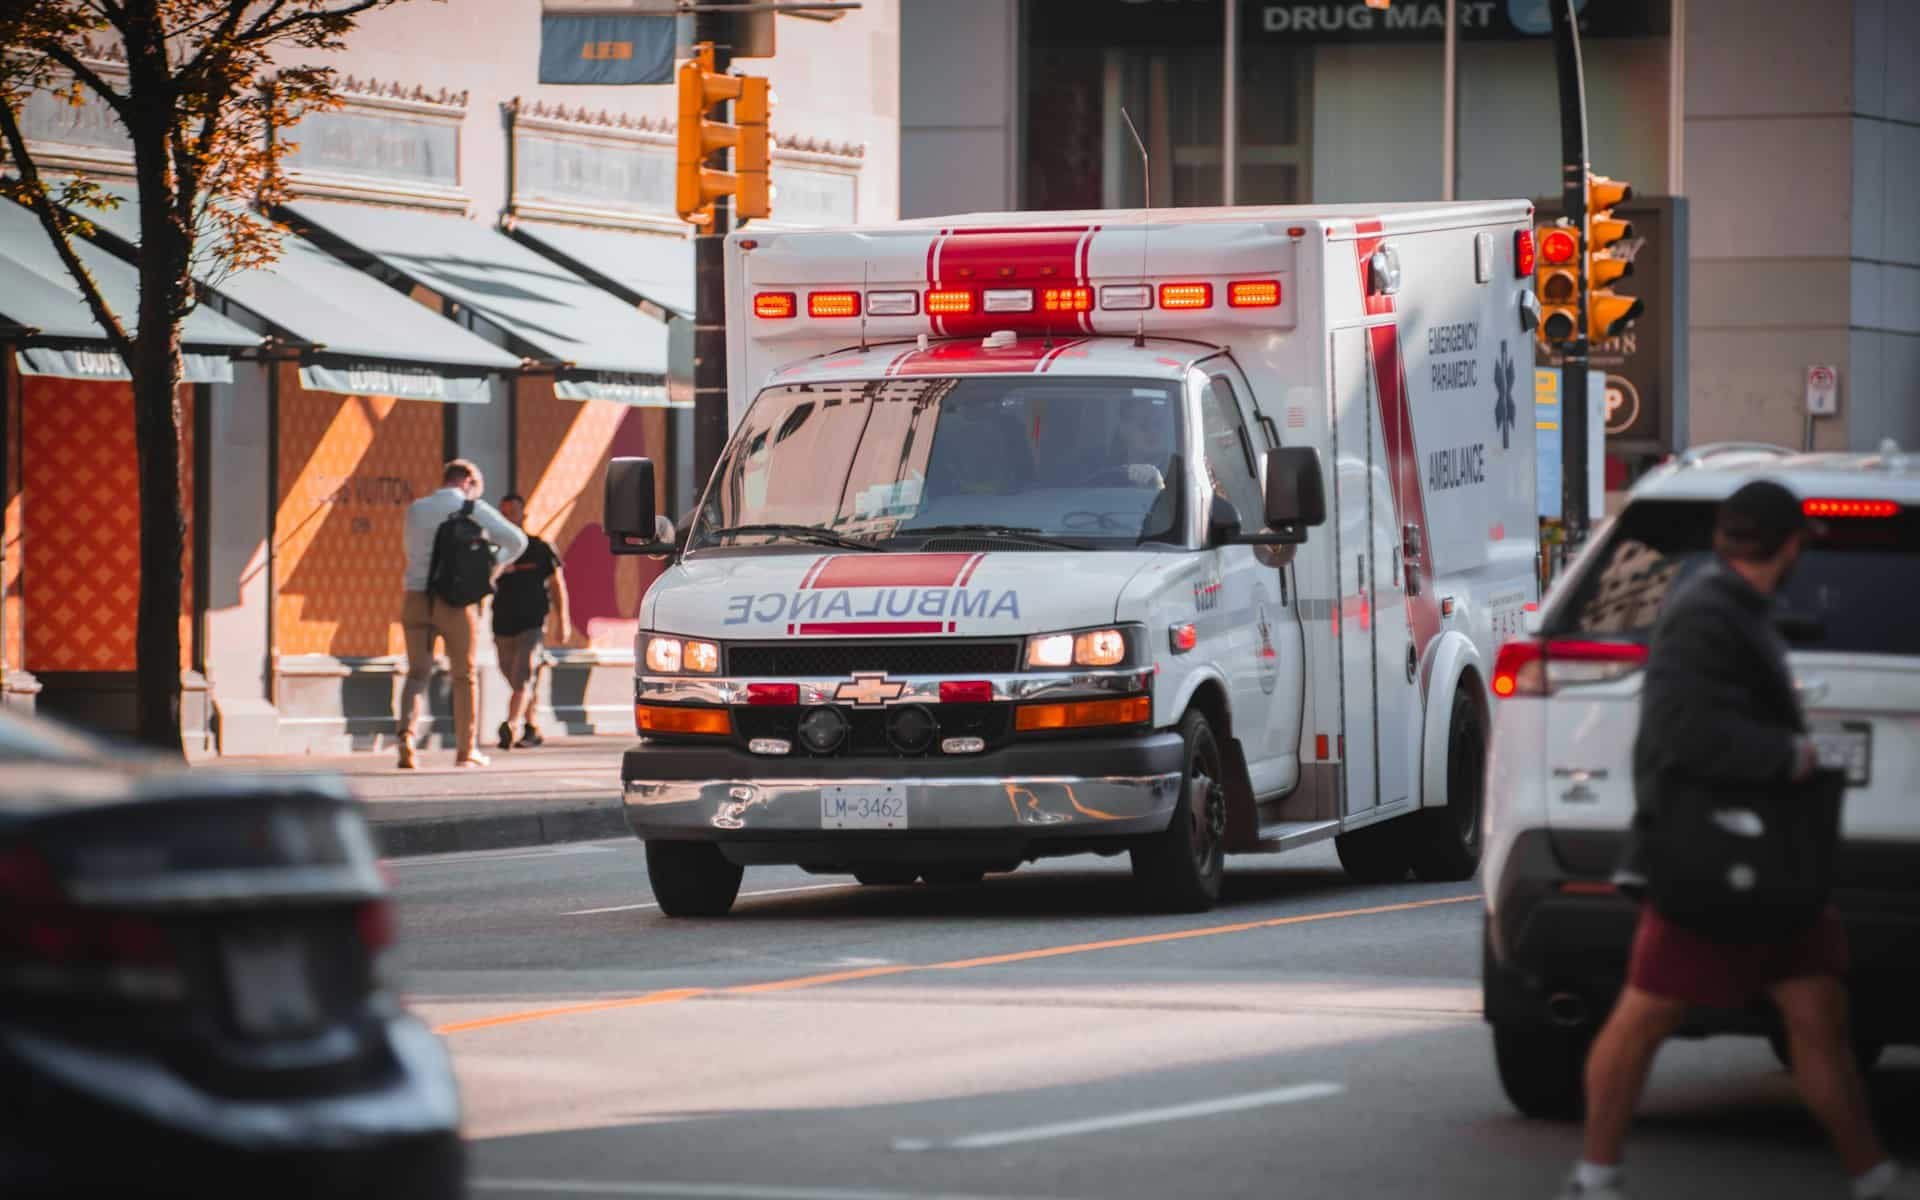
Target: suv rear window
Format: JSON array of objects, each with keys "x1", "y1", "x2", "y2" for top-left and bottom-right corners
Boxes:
[{"x1": 1557, "y1": 498, "x2": 1920, "y2": 656}]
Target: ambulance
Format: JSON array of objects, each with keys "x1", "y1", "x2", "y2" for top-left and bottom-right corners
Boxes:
[{"x1": 603, "y1": 201, "x2": 1543, "y2": 917}]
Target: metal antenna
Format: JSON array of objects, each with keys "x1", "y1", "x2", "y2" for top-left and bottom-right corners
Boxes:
[{"x1": 1121, "y1": 106, "x2": 1150, "y2": 347}]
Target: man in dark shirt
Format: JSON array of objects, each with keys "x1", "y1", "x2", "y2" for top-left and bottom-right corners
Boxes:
[
  {"x1": 1566, "y1": 481, "x2": 1910, "y2": 1200},
  {"x1": 492, "y1": 494, "x2": 570, "y2": 750}
]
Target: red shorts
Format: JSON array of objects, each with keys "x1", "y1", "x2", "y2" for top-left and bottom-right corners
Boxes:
[{"x1": 1627, "y1": 904, "x2": 1850, "y2": 1010}]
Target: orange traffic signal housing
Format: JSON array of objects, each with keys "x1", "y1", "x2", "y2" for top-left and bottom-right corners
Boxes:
[
  {"x1": 1585, "y1": 172, "x2": 1642, "y2": 341},
  {"x1": 676, "y1": 43, "x2": 773, "y2": 224}
]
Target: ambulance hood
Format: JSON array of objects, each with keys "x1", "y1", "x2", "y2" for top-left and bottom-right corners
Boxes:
[{"x1": 646, "y1": 550, "x2": 1158, "y2": 643}]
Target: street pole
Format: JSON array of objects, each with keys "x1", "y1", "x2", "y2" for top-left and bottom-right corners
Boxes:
[
  {"x1": 1222, "y1": 0, "x2": 1238, "y2": 206},
  {"x1": 691, "y1": 13, "x2": 736, "y2": 497},
  {"x1": 1441, "y1": 0, "x2": 1457, "y2": 201},
  {"x1": 1550, "y1": 0, "x2": 1591, "y2": 542}
]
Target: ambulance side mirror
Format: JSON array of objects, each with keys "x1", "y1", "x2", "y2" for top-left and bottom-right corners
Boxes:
[
  {"x1": 1257, "y1": 446, "x2": 1327, "y2": 546},
  {"x1": 605, "y1": 457, "x2": 671, "y2": 555}
]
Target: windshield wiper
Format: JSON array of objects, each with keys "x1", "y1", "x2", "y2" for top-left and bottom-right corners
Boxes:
[
  {"x1": 899, "y1": 523, "x2": 1091, "y2": 550},
  {"x1": 703, "y1": 523, "x2": 885, "y2": 552}
]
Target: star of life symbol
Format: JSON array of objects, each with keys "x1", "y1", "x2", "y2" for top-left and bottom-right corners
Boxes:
[
  {"x1": 833, "y1": 671, "x2": 907, "y2": 707},
  {"x1": 1493, "y1": 339, "x2": 1517, "y2": 451}
]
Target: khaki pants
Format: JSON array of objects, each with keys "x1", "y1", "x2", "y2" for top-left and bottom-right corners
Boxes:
[{"x1": 398, "y1": 590, "x2": 479, "y2": 756}]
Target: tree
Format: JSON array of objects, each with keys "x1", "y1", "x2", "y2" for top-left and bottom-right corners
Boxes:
[{"x1": 0, "y1": 0, "x2": 398, "y2": 753}]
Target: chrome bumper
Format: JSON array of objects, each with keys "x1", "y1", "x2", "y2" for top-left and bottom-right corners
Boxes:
[{"x1": 623, "y1": 771, "x2": 1181, "y2": 838}]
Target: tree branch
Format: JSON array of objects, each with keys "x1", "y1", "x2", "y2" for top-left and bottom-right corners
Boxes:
[
  {"x1": 0, "y1": 98, "x2": 134, "y2": 362},
  {"x1": 29, "y1": 39, "x2": 136, "y2": 123},
  {"x1": 244, "y1": 0, "x2": 387, "y2": 46}
]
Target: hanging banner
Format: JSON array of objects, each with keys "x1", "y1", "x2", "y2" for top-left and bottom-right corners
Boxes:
[
  {"x1": 15, "y1": 347, "x2": 234, "y2": 384},
  {"x1": 298, "y1": 360, "x2": 493, "y2": 405},
  {"x1": 539, "y1": 13, "x2": 677, "y2": 85}
]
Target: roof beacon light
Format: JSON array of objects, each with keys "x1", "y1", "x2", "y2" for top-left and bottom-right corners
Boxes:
[
  {"x1": 1805, "y1": 498, "x2": 1899, "y2": 519},
  {"x1": 1228, "y1": 280, "x2": 1281, "y2": 308},
  {"x1": 926, "y1": 288, "x2": 974, "y2": 315},
  {"x1": 1042, "y1": 286, "x2": 1093, "y2": 313},
  {"x1": 754, "y1": 292, "x2": 796, "y2": 319},
  {"x1": 807, "y1": 291, "x2": 860, "y2": 318},
  {"x1": 1100, "y1": 284, "x2": 1152, "y2": 311},
  {"x1": 983, "y1": 288, "x2": 1035, "y2": 313},
  {"x1": 866, "y1": 290, "x2": 920, "y2": 317},
  {"x1": 1159, "y1": 282, "x2": 1213, "y2": 310}
]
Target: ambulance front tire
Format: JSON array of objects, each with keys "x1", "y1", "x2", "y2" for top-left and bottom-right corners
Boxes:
[
  {"x1": 1334, "y1": 819, "x2": 1413, "y2": 884},
  {"x1": 1408, "y1": 685, "x2": 1487, "y2": 883},
  {"x1": 645, "y1": 840, "x2": 744, "y2": 917},
  {"x1": 1131, "y1": 710, "x2": 1227, "y2": 913}
]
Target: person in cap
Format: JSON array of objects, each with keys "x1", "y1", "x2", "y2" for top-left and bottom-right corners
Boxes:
[{"x1": 1563, "y1": 480, "x2": 1913, "y2": 1199}]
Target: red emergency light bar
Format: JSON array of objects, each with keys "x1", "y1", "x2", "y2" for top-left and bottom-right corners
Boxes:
[
  {"x1": 1804, "y1": 498, "x2": 1899, "y2": 519},
  {"x1": 1041, "y1": 286, "x2": 1093, "y2": 313},
  {"x1": 1227, "y1": 280, "x2": 1281, "y2": 308},
  {"x1": 1514, "y1": 229, "x2": 1536, "y2": 277},
  {"x1": 808, "y1": 291, "x2": 861, "y2": 318},
  {"x1": 1159, "y1": 282, "x2": 1213, "y2": 310},
  {"x1": 754, "y1": 292, "x2": 796, "y2": 319},
  {"x1": 926, "y1": 288, "x2": 975, "y2": 315}
]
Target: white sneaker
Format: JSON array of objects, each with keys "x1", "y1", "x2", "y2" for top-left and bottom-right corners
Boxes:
[
  {"x1": 1863, "y1": 1165, "x2": 1920, "y2": 1200},
  {"x1": 455, "y1": 750, "x2": 491, "y2": 768}
]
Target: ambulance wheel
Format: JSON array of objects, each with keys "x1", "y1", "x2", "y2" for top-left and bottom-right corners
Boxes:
[
  {"x1": 854, "y1": 866, "x2": 919, "y2": 886},
  {"x1": 1131, "y1": 711, "x2": 1227, "y2": 913},
  {"x1": 1334, "y1": 819, "x2": 1412, "y2": 884},
  {"x1": 1409, "y1": 685, "x2": 1487, "y2": 883},
  {"x1": 644, "y1": 840, "x2": 743, "y2": 917}
]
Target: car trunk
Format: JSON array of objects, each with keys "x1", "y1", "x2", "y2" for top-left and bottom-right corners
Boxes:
[
  {"x1": 1536, "y1": 498, "x2": 1920, "y2": 874},
  {"x1": 2, "y1": 780, "x2": 394, "y2": 1098}
]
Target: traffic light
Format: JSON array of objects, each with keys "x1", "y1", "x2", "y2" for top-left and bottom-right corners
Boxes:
[
  {"x1": 675, "y1": 42, "x2": 773, "y2": 225},
  {"x1": 1534, "y1": 222, "x2": 1580, "y2": 347},
  {"x1": 1585, "y1": 172, "x2": 1642, "y2": 342}
]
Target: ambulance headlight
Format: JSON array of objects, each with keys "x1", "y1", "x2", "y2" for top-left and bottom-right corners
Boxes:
[
  {"x1": 644, "y1": 635, "x2": 720, "y2": 675},
  {"x1": 1024, "y1": 627, "x2": 1129, "y2": 669}
]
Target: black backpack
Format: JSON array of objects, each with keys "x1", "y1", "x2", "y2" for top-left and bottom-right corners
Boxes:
[{"x1": 427, "y1": 500, "x2": 496, "y2": 607}]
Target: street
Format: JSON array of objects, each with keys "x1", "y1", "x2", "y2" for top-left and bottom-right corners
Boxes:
[{"x1": 394, "y1": 842, "x2": 1918, "y2": 1200}]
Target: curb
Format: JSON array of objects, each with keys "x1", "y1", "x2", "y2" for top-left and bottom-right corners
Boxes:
[{"x1": 373, "y1": 802, "x2": 632, "y2": 858}]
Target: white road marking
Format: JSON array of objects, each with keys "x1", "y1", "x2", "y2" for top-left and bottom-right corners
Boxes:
[
  {"x1": 471, "y1": 1179, "x2": 1072, "y2": 1200},
  {"x1": 386, "y1": 840, "x2": 629, "y2": 870},
  {"x1": 890, "y1": 1082, "x2": 1345, "y2": 1152},
  {"x1": 563, "y1": 882, "x2": 856, "y2": 916}
]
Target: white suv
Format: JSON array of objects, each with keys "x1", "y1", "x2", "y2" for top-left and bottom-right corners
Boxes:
[{"x1": 1480, "y1": 443, "x2": 1920, "y2": 1119}]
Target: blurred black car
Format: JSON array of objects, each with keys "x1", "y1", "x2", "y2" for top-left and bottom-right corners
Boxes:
[{"x1": 0, "y1": 710, "x2": 462, "y2": 1198}]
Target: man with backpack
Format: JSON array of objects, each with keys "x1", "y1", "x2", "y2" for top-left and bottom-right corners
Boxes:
[
  {"x1": 1563, "y1": 481, "x2": 1912, "y2": 1200},
  {"x1": 396, "y1": 459, "x2": 527, "y2": 769}
]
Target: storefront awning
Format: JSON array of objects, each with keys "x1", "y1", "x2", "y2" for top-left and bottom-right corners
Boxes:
[
  {"x1": 69, "y1": 185, "x2": 520, "y2": 404},
  {"x1": 509, "y1": 222, "x2": 694, "y2": 321},
  {"x1": 283, "y1": 200, "x2": 671, "y2": 402},
  {"x1": 0, "y1": 198, "x2": 260, "y2": 382}
]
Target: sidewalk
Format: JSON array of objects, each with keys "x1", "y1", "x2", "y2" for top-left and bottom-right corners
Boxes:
[{"x1": 215, "y1": 735, "x2": 634, "y2": 858}]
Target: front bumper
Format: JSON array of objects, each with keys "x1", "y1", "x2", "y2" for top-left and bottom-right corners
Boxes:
[
  {"x1": 1485, "y1": 828, "x2": 1920, "y2": 1044},
  {"x1": 622, "y1": 731, "x2": 1185, "y2": 861}
]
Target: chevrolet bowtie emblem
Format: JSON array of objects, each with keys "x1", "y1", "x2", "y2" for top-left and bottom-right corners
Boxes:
[{"x1": 834, "y1": 672, "x2": 906, "y2": 707}]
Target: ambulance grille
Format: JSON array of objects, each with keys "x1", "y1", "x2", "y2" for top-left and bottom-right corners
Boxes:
[{"x1": 726, "y1": 640, "x2": 1020, "y2": 678}]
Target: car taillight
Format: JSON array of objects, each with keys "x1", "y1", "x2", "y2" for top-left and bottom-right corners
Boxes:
[
  {"x1": 1804, "y1": 498, "x2": 1899, "y2": 519},
  {"x1": 1492, "y1": 638, "x2": 1648, "y2": 699},
  {"x1": 0, "y1": 843, "x2": 182, "y2": 999}
]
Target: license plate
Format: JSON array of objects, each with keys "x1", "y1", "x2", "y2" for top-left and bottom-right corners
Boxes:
[
  {"x1": 821, "y1": 784, "x2": 908, "y2": 830},
  {"x1": 220, "y1": 931, "x2": 321, "y2": 1038},
  {"x1": 1810, "y1": 720, "x2": 1872, "y2": 786}
]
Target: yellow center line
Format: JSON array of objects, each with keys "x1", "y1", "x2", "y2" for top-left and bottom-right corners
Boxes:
[{"x1": 430, "y1": 893, "x2": 1481, "y2": 1036}]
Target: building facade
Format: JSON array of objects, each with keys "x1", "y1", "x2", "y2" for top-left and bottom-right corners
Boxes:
[
  {"x1": 902, "y1": 0, "x2": 1920, "y2": 464},
  {"x1": 1, "y1": 1, "x2": 900, "y2": 752}
]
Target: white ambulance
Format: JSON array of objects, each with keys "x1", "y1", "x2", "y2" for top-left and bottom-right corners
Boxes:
[{"x1": 603, "y1": 202, "x2": 1543, "y2": 916}]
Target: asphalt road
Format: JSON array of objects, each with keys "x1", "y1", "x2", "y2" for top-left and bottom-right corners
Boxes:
[{"x1": 390, "y1": 840, "x2": 1919, "y2": 1200}]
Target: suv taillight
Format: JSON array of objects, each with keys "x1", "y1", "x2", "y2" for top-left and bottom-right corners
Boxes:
[
  {"x1": 1492, "y1": 638, "x2": 1648, "y2": 699},
  {"x1": 0, "y1": 843, "x2": 184, "y2": 1000}
]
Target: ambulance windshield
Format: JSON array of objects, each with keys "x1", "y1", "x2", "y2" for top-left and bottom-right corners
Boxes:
[{"x1": 690, "y1": 377, "x2": 1187, "y2": 551}]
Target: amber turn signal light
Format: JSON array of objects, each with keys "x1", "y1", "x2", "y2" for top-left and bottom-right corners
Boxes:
[
  {"x1": 1014, "y1": 695, "x2": 1151, "y2": 732},
  {"x1": 636, "y1": 704, "x2": 733, "y2": 736}
]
